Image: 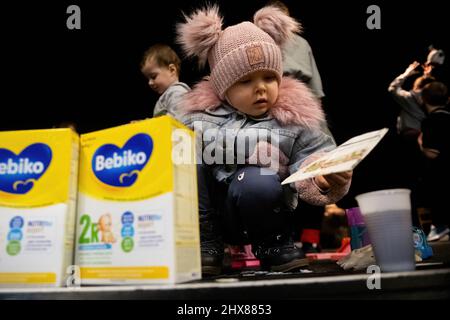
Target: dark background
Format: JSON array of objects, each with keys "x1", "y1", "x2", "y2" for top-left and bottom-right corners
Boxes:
[{"x1": 1, "y1": 0, "x2": 448, "y2": 205}]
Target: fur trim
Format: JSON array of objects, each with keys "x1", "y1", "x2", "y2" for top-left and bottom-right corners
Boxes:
[
  {"x1": 179, "y1": 76, "x2": 324, "y2": 129},
  {"x1": 254, "y1": 6, "x2": 301, "y2": 47},
  {"x1": 272, "y1": 77, "x2": 324, "y2": 129},
  {"x1": 176, "y1": 6, "x2": 223, "y2": 68},
  {"x1": 179, "y1": 80, "x2": 221, "y2": 113}
]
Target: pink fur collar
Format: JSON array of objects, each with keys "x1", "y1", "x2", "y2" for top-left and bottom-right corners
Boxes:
[{"x1": 179, "y1": 76, "x2": 324, "y2": 129}]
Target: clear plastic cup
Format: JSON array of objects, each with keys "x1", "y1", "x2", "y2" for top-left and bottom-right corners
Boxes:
[{"x1": 355, "y1": 189, "x2": 415, "y2": 272}]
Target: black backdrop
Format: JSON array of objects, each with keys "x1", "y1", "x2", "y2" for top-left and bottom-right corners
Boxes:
[{"x1": 1, "y1": 0, "x2": 449, "y2": 205}]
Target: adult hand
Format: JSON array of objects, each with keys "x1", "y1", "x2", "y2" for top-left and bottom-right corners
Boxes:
[{"x1": 403, "y1": 61, "x2": 421, "y2": 77}]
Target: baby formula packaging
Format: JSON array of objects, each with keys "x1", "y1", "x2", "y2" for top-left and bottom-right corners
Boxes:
[
  {"x1": 0, "y1": 128, "x2": 79, "y2": 287},
  {"x1": 75, "y1": 116, "x2": 201, "y2": 284}
]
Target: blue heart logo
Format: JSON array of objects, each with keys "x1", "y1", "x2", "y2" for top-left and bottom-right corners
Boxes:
[
  {"x1": 0, "y1": 143, "x2": 52, "y2": 194},
  {"x1": 92, "y1": 133, "x2": 153, "y2": 187}
]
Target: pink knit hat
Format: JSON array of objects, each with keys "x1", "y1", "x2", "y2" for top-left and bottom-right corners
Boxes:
[{"x1": 177, "y1": 6, "x2": 301, "y2": 99}]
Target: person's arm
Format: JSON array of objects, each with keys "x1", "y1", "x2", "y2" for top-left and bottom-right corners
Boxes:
[
  {"x1": 388, "y1": 61, "x2": 420, "y2": 99},
  {"x1": 154, "y1": 84, "x2": 190, "y2": 120},
  {"x1": 307, "y1": 48, "x2": 325, "y2": 99},
  {"x1": 289, "y1": 130, "x2": 352, "y2": 205},
  {"x1": 418, "y1": 130, "x2": 440, "y2": 159},
  {"x1": 422, "y1": 148, "x2": 440, "y2": 159}
]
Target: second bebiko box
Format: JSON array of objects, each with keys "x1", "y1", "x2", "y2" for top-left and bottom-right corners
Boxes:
[{"x1": 75, "y1": 116, "x2": 201, "y2": 284}]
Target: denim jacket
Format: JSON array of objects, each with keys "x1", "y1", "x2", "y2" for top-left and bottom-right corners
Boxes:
[{"x1": 180, "y1": 77, "x2": 351, "y2": 208}]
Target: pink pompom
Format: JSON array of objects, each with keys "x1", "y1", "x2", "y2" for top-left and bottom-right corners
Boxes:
[
  {"x1": 253, "y1": 6, "x2": 301, "y2": 46},
  {"x1": 176, "y1": 6, "x2": 223, "y2": 68}
]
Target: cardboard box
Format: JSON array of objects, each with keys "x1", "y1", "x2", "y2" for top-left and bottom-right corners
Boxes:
[
  {"x1": 76, "y1": 116, "x2": 201, "y2": 284},
  {"x1": 0, "y1": 128, "x2": 79, "y2": 287}
]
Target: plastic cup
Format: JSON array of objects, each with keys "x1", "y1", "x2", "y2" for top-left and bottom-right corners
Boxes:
[{"x1": 355, "y1": 189, "x2": 415, "y2": 272}]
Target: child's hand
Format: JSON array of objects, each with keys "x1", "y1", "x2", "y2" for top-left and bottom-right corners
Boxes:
[{"x1": 314, "y1": 171, "x2": 353, "y2": 191}]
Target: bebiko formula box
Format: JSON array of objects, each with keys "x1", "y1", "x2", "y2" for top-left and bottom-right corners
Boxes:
[
  {"x1": 0, "y1": 128, "x2": 79, "y2": 287},
  {"x1": 75, "y1": 116, "x2": 201, "y2": 284}
]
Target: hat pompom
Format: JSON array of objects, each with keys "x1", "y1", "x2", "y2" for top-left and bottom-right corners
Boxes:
[
  {"x1": 253, "y1": 6, "x2": 301, "y2": 46},
  {"x1": 176, "y1": 5, "x2": 223, "y2": 68}
]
